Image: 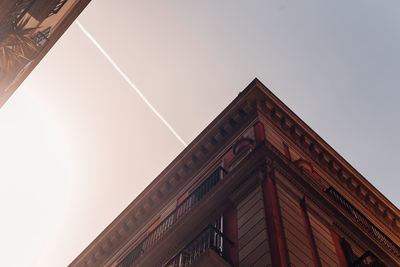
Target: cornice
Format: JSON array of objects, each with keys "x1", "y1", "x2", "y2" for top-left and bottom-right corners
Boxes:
[
  {"x1": 252, "y1": 79, "x2": 400, "y2": 235},
  {"x1": 71, "y1": 78, "x2": 400, "y2": 266},
  {"x1": 70, "y1": 80, "x2": 263, "y2": 266},
  {"x1": 133, "y1": 145, "x2": 268, "y2": 267},
  {"x1": 265, "y1": 143, "x2": 400, "y2": 265}
]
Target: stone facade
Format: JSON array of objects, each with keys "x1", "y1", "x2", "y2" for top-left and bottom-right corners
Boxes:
[{"x1": 71, "y1": 79, "x2": 400, "y2": 267}]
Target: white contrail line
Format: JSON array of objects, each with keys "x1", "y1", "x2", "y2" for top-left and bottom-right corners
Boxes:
[{"x1": 75, "y1": 20, "x2": 187, "y2": 147}]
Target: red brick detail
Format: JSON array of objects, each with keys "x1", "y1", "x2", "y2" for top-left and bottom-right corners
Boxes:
[
  {"x1": 145, "y1": 217, "x2": 161, "y2": 249},
  {"x1": 312, "y1": 171, "x2": 322, "y2": 180},
  {"x1": 222, "y1": 148, "x2": 235, "y2": 171},
  {"x1": 177, "y1": 191, "x2": 189, "y2": 206},
  {"x1": 330, "y1": 230, "x2": 348, "y2": 267},
  {"x1": 254, "y1": 122, "x2": 265, "y2": 145},
  {"x1": 295, "y1": 159, "x2": 321, "y2": 181},
  {"x1": 147, "y1": 217, "x2": 160, "y2": 233},
  {"x1": 300, "y1": 199, "x2": 321, "y2": 267},
  {"x1": 282, "y1": 142, "x2": 291, "y2": 160},
  {"x1": 295, "y1": 159, "x2": 313, "y2": 173},
  {"x1": 263, "y1": 174, "x2": 289, "y2": 267},
  {"x1": 224, "y1": 205, "x2": 239, "y2": 267}
]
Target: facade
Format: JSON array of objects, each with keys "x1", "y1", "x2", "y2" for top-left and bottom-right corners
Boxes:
[
  {"x1": 71, "y1": 79, "x2": 400, "y2": 267},
  {"x1": 0, "y1": 0, "x2": 91, "y2": 107}
]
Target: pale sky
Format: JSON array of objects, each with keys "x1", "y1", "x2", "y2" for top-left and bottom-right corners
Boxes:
[{"x1": 0, "y1": 1, "x2": 399, "y2": 266}]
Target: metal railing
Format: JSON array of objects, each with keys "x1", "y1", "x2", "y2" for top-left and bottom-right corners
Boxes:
[
  {"x1": 48, "y1": 0, "x2": 68, "y2": 17},
  {"x1": 164, "y1": 224, "x2": 233, "y2": 267},
  {"x1": 33, "y1": 27, "x2": 51, "y2": 45},
  {"x1": 352, "y1": 251, "x2": 386, "y2": 267},
  {"x1": 118, "y1": 166, "x2": 227, "y2": 267},
  {"x1": 326, "y1": 187, "x2": 400, "y2": 259}
]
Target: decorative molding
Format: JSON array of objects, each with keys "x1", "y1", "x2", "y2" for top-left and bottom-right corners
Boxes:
[
  {"x1": 71, "y1": 83, "x2": 259, "y2": 266},
  {"x1": 253, "y1": 79, "x2": 400, "y2": 236},
  {"x1": 70, "y1": 78, "x2": 400, "y2": 266},
  {"x1": 269, "y1": 143, "x2": 400, "y2": 265}
]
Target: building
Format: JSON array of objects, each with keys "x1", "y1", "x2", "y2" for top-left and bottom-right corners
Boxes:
[
  {"x1": 71, "y1": 79, "x2": 400, "y2": 267},
  {"x1": 0, "y1": 0, "x2": 91, "y2": 107}
]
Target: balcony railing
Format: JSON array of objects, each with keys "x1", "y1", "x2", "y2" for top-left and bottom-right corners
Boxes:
[
  {"x1": 352, "y1": 251, "x2": 386, "y2": 267},
  {"x1": 48, "y1": 0, "x2": 68, "y2": 17},
  {"x1": 326, "y1": 187, "x2": 400, "y2": 259},
  {"x1": 117, "y1": 167, "x2": 227, "y2": 267},
  {"x1": 164, "y1": 224, "x2": 233, "y2": 267}
]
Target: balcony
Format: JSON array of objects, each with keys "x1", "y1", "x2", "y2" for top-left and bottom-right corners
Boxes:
[
  {"x1": 326, "y1": 187, "x2": 400, "y2": 260},
  {"x1": 164, "y1": 225, "x2": 233, "y2": 267},
  {"x1": 117, "y1": 167, "x2": 227, "y2": 267}
]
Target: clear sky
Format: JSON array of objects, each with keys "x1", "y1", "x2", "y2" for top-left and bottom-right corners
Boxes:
[{"x1": 0, "y1": 1, "x2": 399, "y2": 266}]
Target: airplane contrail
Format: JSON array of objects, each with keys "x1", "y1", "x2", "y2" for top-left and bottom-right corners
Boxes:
[{"x1": 75, "y1": 20, "x2": 187, "y2": 147}]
